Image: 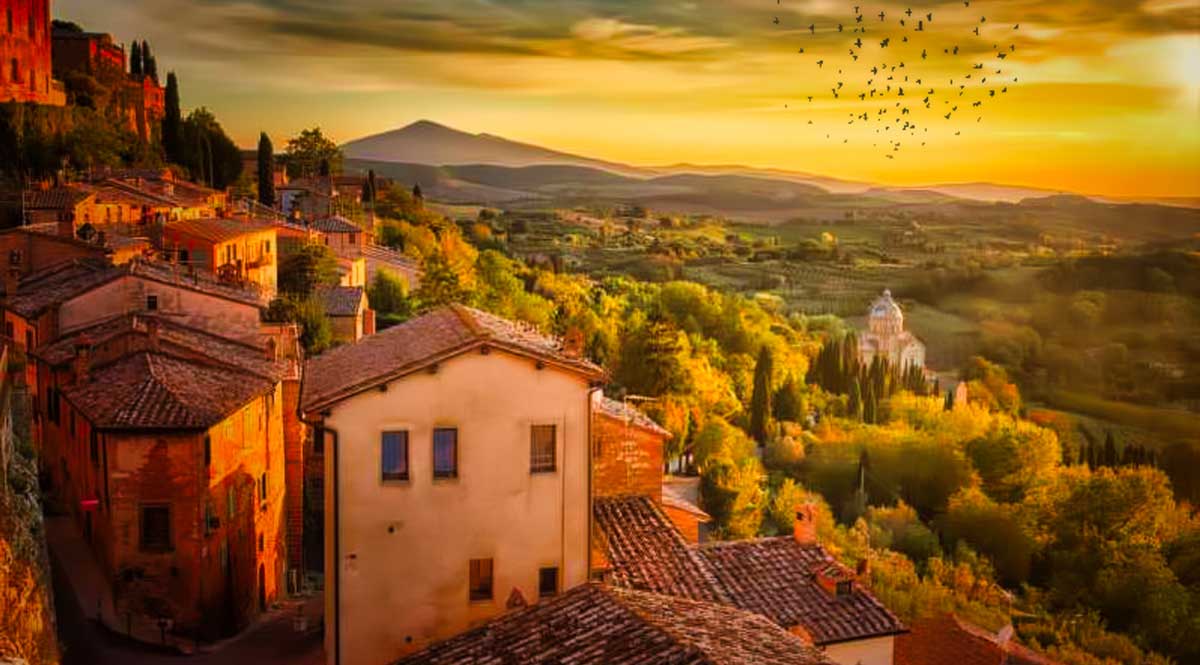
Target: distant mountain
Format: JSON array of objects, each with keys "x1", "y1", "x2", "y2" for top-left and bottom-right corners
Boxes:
[
  {"x1": 341, "y1": 121, "x2": 1199, "y2": 235},
  {"x1": 342, "y1": 120, "x2": 649, "y2": 176}
]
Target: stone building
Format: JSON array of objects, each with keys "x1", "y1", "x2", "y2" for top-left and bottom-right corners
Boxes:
[
  {"x1": 301, "y1": 305, "x2": 605, "y2": 665},
  {"x1": 162, "y1": 218, "x2": 279, "y2": 296},
  {"x1": 0, "y1": 0, "x2": 64, "y2": 106},
  {"x1": 38, "y1": 316, "x2": 292, "y2": 639},
  {"x1": 859, "y1": 289, "x2": 925, "y2": 369}
]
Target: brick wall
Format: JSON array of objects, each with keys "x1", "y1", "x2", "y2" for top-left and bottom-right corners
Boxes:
[
  {"x1": 591, "y1": 412, "x2": 664, "y2": 502},
  {"x1": 0, "y1": 0, "x2": 61, "y2": 106}
]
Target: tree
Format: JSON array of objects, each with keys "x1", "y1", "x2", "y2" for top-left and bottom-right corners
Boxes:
[
  {"x1": 285, "y1": 127, "x2": 342, "y2": 179},
  {"x1": 749, "y1": 345, "x2": 774, "y2": 445},
  {"x1": 367, "y1": 269, "x2": 413, "y2": 320},
  {"x1": 130, "y1": 41, "x2": 142, "y2": 77},
  {"x1": 257, "y1": 132, "x2": 276, "y2": 207},
  {"x1": 412, "y1": 183, "x2": 424, "y2": 200},
  {"x1": 179, "y1": 108, "x2": 242, "y2": 189},
  {"x1": 141, "y1": 40, "x2": 155, "y2": 81},
  {"x1": 278, "y1": 243, "x2": 339, "y2": 298},
  {"x1": 773, "y1": 377, "x2": 804, "y2": 423},
  {"x1": 1104, "y1": 431, "x2": 1119, "y2": 468},
  {"x1": 362, "y1": 169, "x2": 376, "y2": 204},
  {"x1": 700, "y1": 455, "x2": 765, "y2": 540},
  {"x1": 162, "y1": 72, "x2": 182, "y2": 164},
  {"x1": 849, "y1": 378, "x2": 863, "y2": 421},
  {"x1": 414, "y1": 251, "x2": 469, "y2": 310}
]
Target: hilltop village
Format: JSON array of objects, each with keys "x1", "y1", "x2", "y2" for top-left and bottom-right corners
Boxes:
[{"x1": 3, "y1": 3, "x2": 1199, "y2": 665}]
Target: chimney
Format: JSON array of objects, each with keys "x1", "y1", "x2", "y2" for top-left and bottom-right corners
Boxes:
[
  {"x1": 856, "y1": 558, "x2": 871, "y2": 584},
  {"x1": 146, "y1": 317, "x2": 160, "y2": 351},
  {"x1": 72, "y1": 337, "x2": 92, "y2": 385},
  {"x1": 793, "y1": 502, "x2": 817, "y2": 546}
]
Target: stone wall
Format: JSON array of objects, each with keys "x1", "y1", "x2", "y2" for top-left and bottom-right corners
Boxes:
[{"x1": 0, "y1": 347, "x2": 60, "y2": 665}]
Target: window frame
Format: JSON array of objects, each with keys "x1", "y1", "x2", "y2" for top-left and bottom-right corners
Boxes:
[
  {"x1": 380, "y1": 430, "x2": 410, "y2": 482},
  {"x1": 139, "y1": 503, "x2": 173, "y2": 552},
  {"x1": 468, "y1": 558, "x2": 493, "y2": 602},
  {"x1": 529, "y1": 424, "x2": 557, "y2": 474},
  {"x1": 432, "y1": 427, "x2": 458, "y2": 479}
]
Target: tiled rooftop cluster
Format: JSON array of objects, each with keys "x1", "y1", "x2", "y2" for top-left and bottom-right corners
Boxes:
[
  {"x1": 593, "y1": 495, "x2": 907, "y2": 646},
  {"x1": 396, "y1": 584, "x2": 835, "y2": 665}
]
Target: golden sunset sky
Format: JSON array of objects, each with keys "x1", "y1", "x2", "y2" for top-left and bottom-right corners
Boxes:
[{"x1": 58, "y1": 0, "x2": 1200, "y2": 197}]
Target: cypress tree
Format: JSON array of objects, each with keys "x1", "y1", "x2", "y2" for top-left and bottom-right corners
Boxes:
[
  {"x1": 362, "y1": 169, "x2": 376, "y2": 204},
  {"x1": 141, "y1": 41, "x2": 153, "y2": 80},
  {"x1": 1104, "y1": 431, "x2": 1118, "y2": 468},
  {"x1": 863, "y1": 382, "x2": 878, "y2": 424},
  {"x1": 162, "y1": 72, "x2": 182, "y2": 164},
  {"x1": 944, "y1": 384, "x2": 955, "y2": 411},
  {"x1": 849, "y1": 378, "x2": 863, "y2": 421},
  {"x1": 130, "y1": 41, "x2": 142, "y2": 77},
  {"x1": 749, "y1": 346, "x2": 774, "y2": 445},
  {"x1": 257, "y1": 132, "x2": 276, "y2": 207}
]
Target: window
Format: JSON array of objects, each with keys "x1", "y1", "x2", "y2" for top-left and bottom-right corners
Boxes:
[
  {"x1": 380, "y1": 431, "x2": 409, "y2": 482},
  {"x1": 312, "y1": 426, "x2": 325, "y2": 456},
  {"x1": 468, "y1": 559, "x2": 493, "y2": 602},
  {"x1": 8, "y1": 59, "x2": 16, "y2": 83},
  {"x1": 24, "y1": 330, "x2": 32, "y2": 351},
  {"x1": 539, "y1": 567, "x2": 559, "y2": 598},
  {"x1": 146, "y1": 294, "x2": 158, "y2": 311},
  {"x1": 259, "y1": 473, "x2": 267, "y2": 502},
  {"x1": 69, "y1": 411, "x2": 76, "y2": 436},
  {"x1": 4, "y1": 321, "x2": 12, "y2": 338},
  {"x1": 433, "y1": 428, "x2": 458, "y2": 479},
  {"x1": 90, "y1": 432, "x2": 99, "y2": 467},
  {"x1": 140, "y1": 504, "x2": 172, "y2": 552},
  {"x1": 6, "y1": 9, "x2": 12, "y2": 34},
  {"x1": 9, "y1": 249, "x2": 22, "y2": 265},
  {"x1": 835, "y1": 580, "x2": 854, "y2": 597},
  {"x1": 530, "y1": 425, "x2": 556, "y2": 473},
  {"x1": 27, "y1": 13, "x2": 34, "y2": 38},
  {"x1": 203, "y1": 435, "x2": 211, "y2": 467}
]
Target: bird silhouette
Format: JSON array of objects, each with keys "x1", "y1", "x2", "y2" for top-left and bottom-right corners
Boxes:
[{"x1": 878, "y1": 11, "x2": 885, "y2": 21}]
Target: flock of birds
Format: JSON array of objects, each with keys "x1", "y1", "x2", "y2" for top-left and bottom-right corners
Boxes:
[{"x1": 773, "y1": 1, "x2": 1022, "y2": 159}]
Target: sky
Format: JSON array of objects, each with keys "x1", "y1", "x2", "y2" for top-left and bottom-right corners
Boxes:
[{"x1": 56, "y1": 0, "x2": 1200, "y2": 198}]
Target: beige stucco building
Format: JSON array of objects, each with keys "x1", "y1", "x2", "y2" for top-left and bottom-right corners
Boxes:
[{"x1": 301, "y1": 305, "x2": 604, "y2": 665}]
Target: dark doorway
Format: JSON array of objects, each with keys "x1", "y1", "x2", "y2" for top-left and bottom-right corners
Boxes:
[{"x1": 258, "y1": 564, "x2": 266, "y2": 612}]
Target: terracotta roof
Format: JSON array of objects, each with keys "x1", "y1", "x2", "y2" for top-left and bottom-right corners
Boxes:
[
  {"x1": 302, "y1": 305, "x2": 604, "y2": 412},
  {"x1": 698, "y1": 538, "x2": 907, "y2": 644},
  {"x1": 6, "y1": 259, "x2": 123, "y2": 318},
  {"x1": 164, "y1": 217, "x2": 275, "y2": 244},
  {"x1": 395, "y1": 584, "x2": 834, "y2": 665},
  {"x1": 23, "y1": 187, "x2": 94, "y2": 210},
  {"x1": 593, "y1": 496, "x2": 727, "y2": 603},
  {"x1": 37, "y1": 314, "x2": 287, "y2": 381},
  {"x1": 7, "y1": 258, "x2": 266, "y2": 319},
  {"x1": 62, "y1": 351, "x2": 274, "y2": 431},
  {"x1": 596, "y1": 396, "x2": 672, "y2": 437},
  {"x1": 316, "y1": 286, "x2": 365, "y2": 317},
  {"x1": 309, "y1": 215, "x2": 359, "y2": 234},
  {"x1": 896, "y1": 614, "x2": 1062, "y2": 665},
  {"x1": 362, "y1": 244, "x2": 421, "y2": 286}
]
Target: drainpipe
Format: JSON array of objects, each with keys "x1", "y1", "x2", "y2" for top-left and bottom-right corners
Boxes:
[
  {"x1": 296, "y1": 371, "x2": 340, "y2": 665},
  {"x1": 585, "y1": 384, "x2": 602, "y2": 582}
]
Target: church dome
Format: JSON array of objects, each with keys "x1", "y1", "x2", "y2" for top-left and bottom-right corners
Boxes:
[
  {"x1": 868, "y1": 289, "x2": 903, "y2": 336},
  {"x1": 870, "y1": 289, "x2": 903, "y2": 322}
]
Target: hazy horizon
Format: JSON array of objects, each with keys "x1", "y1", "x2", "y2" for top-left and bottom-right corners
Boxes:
[{"x1": 56, "y1": 0, "x2": 1200, "y2": 198}]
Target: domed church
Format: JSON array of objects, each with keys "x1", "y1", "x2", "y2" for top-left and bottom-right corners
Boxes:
[{"x1": 859, "y1": 289, "x2": 926, "y2": 369}]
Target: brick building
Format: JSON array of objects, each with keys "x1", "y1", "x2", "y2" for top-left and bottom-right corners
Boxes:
[
  {"x1": 592, "y1": 396, "x2": 669, "y2": 501},
  {"x1": 36, "y1": 315, "x2": 291, "y2": 639},
  {"x1": 51, "y1": 27, "x2": 166, "y2": 139},
  {"x1": 0, "y1": 0, "x2": 64, "y2": 105}
]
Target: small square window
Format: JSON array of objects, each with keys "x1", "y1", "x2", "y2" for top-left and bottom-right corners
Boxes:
[
  {"x1": 381, "y1": 431, "x2": 409, "y2": 481},
  {"x1": 469, "y1": 558, "x2": 493, "y2": 602},
  {"x1": 836, "y1": 580, "x2": 854, "y2": 597},
  {"x1": 433, "y1": 428, "x2": 458, "y2": 479},
  {"x1": 140, "y1": 504, "x2": 172, "y2": 552},
  {"x1": 146, "y1": 294, "x2": 158, "y2": 311},
  {"x1": 530, "y1": 425, "x2": 556, "y2": 473},
  {"x1": 539, "y1": 567, "x2": 558, "y2": 598}
]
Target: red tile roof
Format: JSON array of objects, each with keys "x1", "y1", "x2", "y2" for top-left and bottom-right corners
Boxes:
[
  {"x1": 395, "y1": 584, "x2": 835, "y2": 665},
  {"x1": 308, "y1": 215, "x2": 359, "y2": 234},
  {"x1": 593, "y1": 495, "x2": 906, "y2": 646},
  {"x1": 896, "y1": 615, "x2": 1062, "y2": 665},
  {"x1": 6, "y1": 257, "x2": 266, "y2": 318},
  {"x1": 301, "y1": 304, "x2": 604, "y2": 412},
  {"x1": 164, "y1": 217, "x2": 275, "y2": 244},
  {"x1": 596, "y1": 396, "x2": 672, "y2": 437},
  {"x1": 37, "y1": 313, "x2": 287, "y2": 381},
  {"x1": 698, "y1": 538, "x2": 906, "y2": 645},
  {"x1": 315, "y1": 286, "x2": 365, "y2": 317},
  {"x1": 594, "y1": 495, "x2": 727, "y2": 603},
  {"x1": 62, "y1": 351, "x2": 274, "y2": 431},
  {"x1": 23, "y1": 186, "x2": 95, "y2": 210}
]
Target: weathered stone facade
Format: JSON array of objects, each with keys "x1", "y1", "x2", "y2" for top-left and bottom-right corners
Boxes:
[{"x1": 591, "y1": 397, "x2": 667, "y2": 501}]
